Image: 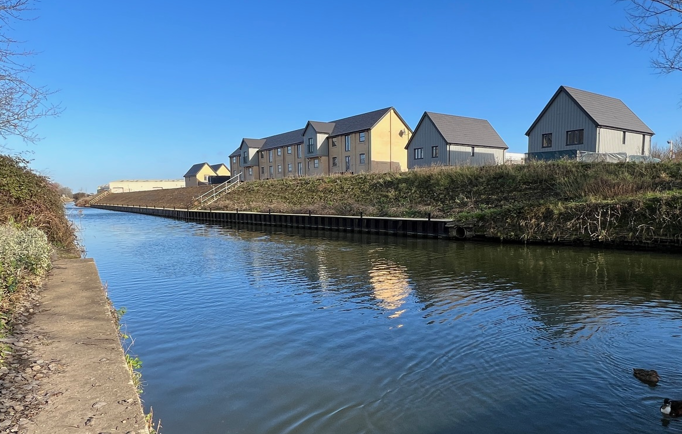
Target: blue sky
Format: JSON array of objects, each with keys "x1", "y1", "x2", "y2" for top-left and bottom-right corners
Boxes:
[{"x1": 9, "y1": 0, "x2": 681, "y2": 192}]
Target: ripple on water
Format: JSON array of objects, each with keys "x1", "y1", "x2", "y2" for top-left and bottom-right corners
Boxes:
[{"x1": 74, "y1": 207, "x2": 682, "y2": 434}]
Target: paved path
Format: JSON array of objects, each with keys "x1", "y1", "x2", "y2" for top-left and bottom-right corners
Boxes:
[{"x1": 25, "y1": 258, "x2": 148, "y2": 434}]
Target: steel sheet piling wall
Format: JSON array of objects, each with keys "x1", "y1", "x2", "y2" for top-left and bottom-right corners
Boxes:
[{"x1": 91, "y1": 205, "x2": 452, "y2": 238}]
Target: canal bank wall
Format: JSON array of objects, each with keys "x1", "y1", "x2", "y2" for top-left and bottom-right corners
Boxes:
[
  {"x1": 23, "y1": 258, "x2": 149, "y2": 434},
  {"x1": 90, "y1": 203, "x2": 682, "y2": 253},
  {"x1": 92, "y1": 204, "x2": 457, "y2": 239}
]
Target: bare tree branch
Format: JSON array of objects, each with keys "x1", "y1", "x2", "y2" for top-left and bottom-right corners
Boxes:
[
  {"x1": 0, "y1": 0, "x2": 62, "y2": 145},
  {"x1": 619, "y1": 0, "x2": 682, "y2": 73}
]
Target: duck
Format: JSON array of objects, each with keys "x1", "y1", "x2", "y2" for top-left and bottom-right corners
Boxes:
[
  {"x1": 633, "y1": 368, "x2": 660, "y2": 384},
  {"x1": 661, "y1": 399, "x2": 682, "y2": 417}
]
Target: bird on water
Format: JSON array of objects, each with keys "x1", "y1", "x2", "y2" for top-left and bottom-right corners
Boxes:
[
  {"x1": 633, "y1": 368, "x2": 660, "y2": 385},
  {"x1": 661, "y1": 399, "x2": 682, "y2": 417}
]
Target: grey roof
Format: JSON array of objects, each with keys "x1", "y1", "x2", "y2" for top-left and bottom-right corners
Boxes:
[
  {"x1": 260, "y1": 128, "x2": 305, "y2": 151},
  {"x1": 183, "y1": 162, "x2": 212, "y2": 178},
  {"x1": 209, "y1": 163, "x2": 228, "y2": 172},
  {"x1": 305, "y1": 121, "x2": 335, "y2": 135},
  {"x1": 242, "y1": 107, "x2": 411, "y2": 152},
  {"x1": 229, "y1": 147, "x2": 241, "y2": 157},
  {"x1": 411, "y1": 112, "x2": 508, "y2": 149},
  {"x1": 328, "y1": 107, "x2": 393, "y2": 137},
  {"x1": 526, "y1": 86, "x2": 654, "y2": 136},
  {"x1": 242, "y1": 138, "x2": 266, "y2": 149}
]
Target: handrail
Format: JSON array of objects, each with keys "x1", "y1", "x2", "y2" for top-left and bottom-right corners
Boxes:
[{"x1": 193, "y1": 172, "x2": 242, "y2": 207}]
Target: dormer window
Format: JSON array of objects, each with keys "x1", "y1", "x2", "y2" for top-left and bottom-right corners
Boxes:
[{"x1": 308, "y1": 138, "x2": 315, "y2": 153}]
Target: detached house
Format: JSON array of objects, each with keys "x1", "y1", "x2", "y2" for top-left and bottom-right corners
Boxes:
[
  {"x1": 526, "y1": 86, "x2": 654, "y2": 160},
  {"x1": 229, "y1": 107, "x2": 412, "y2": 182},
  {"x1": 184, "y1": 162, "x2": 219, "y2": 187},
  {"x1": 405, "y1": 112, "x2": 508, "y2": 169},
  {"x1": 209, "y1": 163, "x2": 230, "y2": 177}
]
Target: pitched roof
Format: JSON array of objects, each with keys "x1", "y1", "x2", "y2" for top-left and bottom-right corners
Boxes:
[
  {"x1": 209, "y1": 163, "x2": 228, "y2": 172},
  {"x1": 183, "y1": 162, "x2": 213, "y2": 178},
  {"x1": 328, "y1": 107, "x2": 393, "y2": 137},
  {"x1": 241, "y1": 107, "x2": 411, "y2": 152},
  {"x1": 260, "y1": 128, "x2": 305, "y2": 151},
  {"x1": 242, "y1": 138, "x2": 266, "y2": 149},
  {"x1": 409, "y1": 112, "x2": 508, "y2": 149},
  {"x1": 305, "y1": 121, "x2": 335, "y2": 135},
  {"x1": 526, "y1": 86, "x2": 654, "y2": 136},
  {"x1": 229, "y1": 147, "x2": 241, "y2": 157}
]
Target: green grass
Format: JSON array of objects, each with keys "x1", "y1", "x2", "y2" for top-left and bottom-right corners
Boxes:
[{"x1": 208, "y1": 161, "x2": 682, "y2": 245}]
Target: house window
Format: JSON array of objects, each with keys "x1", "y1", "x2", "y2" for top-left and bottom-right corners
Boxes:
[
  {"x1": 308, "y1": 138, "x2": 315, "y2": 154},
  {"x1": 278, "y1": 164, "x2": 282, "y2": 173},
  {"x1": 288, "y1": 163, "x2": 292, "y2": 172},
  {"x1": 345, "y1": 135, "x2": 351, "y2": 151},
  {"x1": 277, "y1": 148, "x2": 282, "y2": 156},
  {"x1": 297, "y1": 162, "x2": 303, "y2": 175},
  {"x1": 242, "y1": 151, "x2": 248, "y2": 164},
  {"x1": 269, "y1": 166, "x2": 273, "y2": 176},
  {"x1": 314, "y1": 159, "x2": 319, "y2": 168},
  {"x1": 267, "y1": 150, "x2": 272, "y2": 162},
  {"x1": 204, "y1": 175, "x2": 209, "y2": 181},
  {"x1": 287, "y1": 146, "x2": 292, "y2": 154},
  {"x1": 414, "y1": 147, "x2": 424, "y2": 160},
  {"x1": 359, "y1": 132, "x2": 366, "y2": 142},
  {"x1": 232, "y1": 156, "x2": 236, "y2": 163},
  {"x1": 359, "y1": 153, "x2": 366, "y2": 164},
  {"x1": 471, "y1": 147, "x2": 475, "y2": 157},
  {"x1": 332, "y1": 139, "x2": 337, "y2": 147},
  {"x1": 260, "y1": 152, "x2": 264, "y2": 159},
  {"x1": 297, "y1": 145, "x2": 302, "y2": 158},
  {"x1": 332, "y1": 157, "x2": 338, "y2": 167},
  {"x1": 345, "y1": 155, "x2": 351, "y2": 171},
  {"x1": 261, "y1": 166, "x2": 265, "y2": 174},
  {"x1": 566, "y1": 129, "x2": 584, "y2": 145},
  {"x1": 248, "y1": 167, "x2": 253, "y2": 175},
  {"x1": 542, "y1": 133, "x2": 552, "y2": 148},
  {"x1": 307, "y1": 160, "x2": 311, "y2": 170},
  {"x1": 432, "y1": 146, "x2": 439, "y2": 158},
  {"x1": 623, "y1": 131, "x2": 627, "y2": 144}
]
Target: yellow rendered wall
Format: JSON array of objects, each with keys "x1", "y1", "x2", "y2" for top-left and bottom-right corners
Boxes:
[{"x1": 370, "y1": 109, "x2": 411, "y2": 173}]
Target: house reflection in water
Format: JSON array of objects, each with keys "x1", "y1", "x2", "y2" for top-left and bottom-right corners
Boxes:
[{"x1": 368, "y1": 258, "x2": 412, "y2": 319}]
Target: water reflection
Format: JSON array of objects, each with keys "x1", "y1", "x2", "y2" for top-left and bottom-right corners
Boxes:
[{"x1": 74, "y1": 208, "x2": 682, "y2": 434}]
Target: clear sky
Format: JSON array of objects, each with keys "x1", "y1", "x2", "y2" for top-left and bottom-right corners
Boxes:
[{"x1": 8, "y1": 0, "x2": 681, "y2": 192}]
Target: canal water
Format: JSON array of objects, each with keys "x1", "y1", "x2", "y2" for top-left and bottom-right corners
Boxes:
[{"x1": 71, "y1": 206, "x2": 682, "y2": 433}]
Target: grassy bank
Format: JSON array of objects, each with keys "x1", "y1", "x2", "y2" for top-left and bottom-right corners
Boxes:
[{"x1": 207, "y1": 161, "x2": 682, "y2": 247}]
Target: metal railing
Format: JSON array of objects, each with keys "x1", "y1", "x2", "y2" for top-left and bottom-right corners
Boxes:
[
  {"x1": 193, "y1": 172, "x2": 242, "y2": 208},
  {"x1": 88, "y1": 190, "x2": 111, "y2": 205}
]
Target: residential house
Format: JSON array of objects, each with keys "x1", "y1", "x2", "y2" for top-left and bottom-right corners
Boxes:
[
  {"x1": 405, "y1": 112, "x2": 508, "y2": 169},
  {"x1": 237, "y1": 139, "x2": 266, "y2": 182},
  {"x1": 209, "y1": 163, "x2": 231, "y2": 177},
  {"x1": 257, "y1": 129, "x2": 305, "y2": 180},
  {"x1": 229, "y1": 148, "x2": 242, "y2": 180},
  {"x1": 228, "y1": 107, "x2": 413, "y2": 182},
  {"x1": 526, "y1": 86, "x2": 654, "y2": 160},
  {"x1": 184, "y1": 163, "x2": 217, "y2": 187},
  {"x1": 313, "y1": 107, "x2": 411, "y2": 176}
]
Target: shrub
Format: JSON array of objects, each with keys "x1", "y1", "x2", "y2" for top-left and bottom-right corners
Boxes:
[{"x1": 0, "y1": 223, "x2": 52, "y2": 298}]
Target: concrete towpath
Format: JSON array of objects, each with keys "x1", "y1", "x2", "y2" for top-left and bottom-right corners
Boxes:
[{"x1": 23, "y1": 258, "x2": 148, "y2": 434}]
